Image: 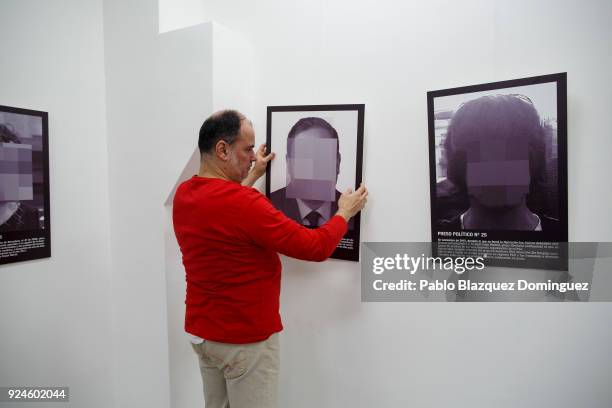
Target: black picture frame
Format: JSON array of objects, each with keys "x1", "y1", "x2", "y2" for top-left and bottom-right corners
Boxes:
[
  {"x1": 427, "y1": 73, "x2": 568, "y2": 270},
  {"x1": 266, "y1": 104, "x2": 365, "y2": 262},
  {"x1": 0, "y1": 104, "x2": 51, "y2": 265}
]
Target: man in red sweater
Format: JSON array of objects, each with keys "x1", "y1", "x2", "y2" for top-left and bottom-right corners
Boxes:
[{"x1": 173, "y1": 110, "x2": 367, "y2": 408}]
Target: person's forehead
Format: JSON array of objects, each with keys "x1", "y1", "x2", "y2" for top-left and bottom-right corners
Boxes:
[
  {"x1": 460, "y1": 138, "x2": 529, "y2": 163},
  {"x1": 238, "y1": 120, "x2": 255, "y2": 144},
  {"x1": 291, "y1": 137, "x2": 337, "y2": 160},
  {"x1": 294, "y1": 127, "x2": 334, "y2": 140}
]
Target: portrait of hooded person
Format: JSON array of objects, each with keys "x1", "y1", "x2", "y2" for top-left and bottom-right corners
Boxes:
[
  {"x1": 0, "y1": 123, "x2": 39, "y2": 232},
  {"x1": 270, "y1": 116, "x2": 354, "y2": 230},
  {"x1": 437, "y1": 94, "x2": 560, "y2": 234}
]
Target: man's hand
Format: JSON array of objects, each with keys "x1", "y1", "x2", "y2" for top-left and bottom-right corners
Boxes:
[
  {"x1": 336, "y1": 183, "x2": 368, "y2": 222},
  {"x1": 253, "y1": 144, "x2": 275, "y2": 178},
  {"x1": 242, "y1": 144, "x2": 275, "y2": 187}
]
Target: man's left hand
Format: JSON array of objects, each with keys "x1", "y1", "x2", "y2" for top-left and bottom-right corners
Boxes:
[
  {"x1": 242, "y1": 144, "x2": 275, "y2": 187},
  {"x1": 251, "y1": 144, "x2": 275, "y2": 179}
]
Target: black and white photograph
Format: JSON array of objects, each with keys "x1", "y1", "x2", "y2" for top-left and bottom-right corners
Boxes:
[
  {"x1": 0, "y1": 105, "x2": 50, "y2": 265},
  {"x1": 266, "y1": 104, "x2": 364, "y2": 262},
  {"x1": 428, "y1": 73, "x2": 568, "y2": 269}
]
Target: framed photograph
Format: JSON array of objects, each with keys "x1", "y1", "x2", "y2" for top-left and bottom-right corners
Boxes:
[
  {"x1": 266, "y1": 104, "x2": 365, "y2": 262},
  {"x1": 0, "y1": 105, "x2": 50, "y2": 265},
  {"x1": 428, "y1": 73, "x2": 568, "y2": 269}
]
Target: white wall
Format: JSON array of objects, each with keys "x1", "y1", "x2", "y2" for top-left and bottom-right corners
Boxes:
[
  {"x1": 104, "y1": 1, "x2": 191, "y2": 407},
  {"x1": 160, "y1": 1, "x2": 612, "y2": 408},
  {"x1": 0, "y1": 1, "x2": 114, "y2": 407},
  {"x1": 159, "y1": 0, "x2": 206, "y2": 34},
  {"x1": 105, "y1": 2, "x2": 256, "y2": 407}
]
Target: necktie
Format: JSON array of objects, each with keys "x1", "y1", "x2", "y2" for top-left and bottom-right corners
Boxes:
[{"x1": 305, "y1": 210, "x2": 321, "y2": 227}]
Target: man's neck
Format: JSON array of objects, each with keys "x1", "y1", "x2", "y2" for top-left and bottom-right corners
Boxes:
[
  {"x1": 301, "y1": 199, "x2": 325, "y2": 212},
  {"x1": 198, "y1": 159, "x2": 231, "y2": 182},
  {"x1": 463, "y1": 201, "x2": 538, "y2": 230},
  {"x1": 295, "y1": 198, "x2": 332, "y2": 223}
]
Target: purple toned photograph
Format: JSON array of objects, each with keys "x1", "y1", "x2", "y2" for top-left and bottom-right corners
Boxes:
[
  {"x1": 0, "y1": 105, "x2": 50, "y2": 265},
  {"x1": 266, "y1": 105, "x2": 364, "y2": 262},
  {"x1": 428, "y1": 74, "x2": 568, "y2": 269}
]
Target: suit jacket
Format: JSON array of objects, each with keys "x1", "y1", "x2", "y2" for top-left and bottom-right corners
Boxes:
[{"x1": 269, "y1": 187, "x2": 354, "y2": 230}]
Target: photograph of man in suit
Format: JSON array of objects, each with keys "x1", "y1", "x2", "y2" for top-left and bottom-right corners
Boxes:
[{"x1": 270, "y1": 117, "x2": 353, "y2": 229}]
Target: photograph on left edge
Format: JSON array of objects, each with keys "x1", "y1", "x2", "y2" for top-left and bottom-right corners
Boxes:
[{"x1": 0, "y1": 105, "x2": 50, "y2": 265}]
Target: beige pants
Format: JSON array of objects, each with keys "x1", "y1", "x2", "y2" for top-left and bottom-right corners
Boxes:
[{"x1": 191, "y1": 333, "x2": 280, "y2": 408}]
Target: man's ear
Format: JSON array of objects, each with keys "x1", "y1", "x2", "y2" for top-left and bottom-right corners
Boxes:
[{"x1": 215, "y1": 140, "x2": 230, "y2": 161}]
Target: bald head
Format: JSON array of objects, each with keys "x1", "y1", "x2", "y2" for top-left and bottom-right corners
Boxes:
[{"x1": 199, "y1": 110, "x2": 247, "y2": 155}]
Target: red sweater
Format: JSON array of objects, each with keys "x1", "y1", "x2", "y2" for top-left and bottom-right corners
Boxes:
[{"x1": 172, "y1": 176, "x2": 348, "y2": 344}]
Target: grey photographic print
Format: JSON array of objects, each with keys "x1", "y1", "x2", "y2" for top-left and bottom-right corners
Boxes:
[
  {"x1": 266, "y1": 105, "x2": 364, "y2": 262},
  {"x1": 428, "y1": 73, "x2": 568, "y2": 270},
  {"x1": 0, "y1": 105, "x2": 50, "y2": 265}
]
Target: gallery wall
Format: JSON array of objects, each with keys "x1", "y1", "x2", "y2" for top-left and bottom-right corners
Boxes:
[
  {"x1": 0, "y1": 1, "x2": 115, "y2": 407},
  {"x1": 104, "y1": 1, "x2": 207, "y2": 407},
  {"x1": 1, "y1": 1, "x2": 611, "y2": 408},
  {"x1": 160, "y1": 1, "x2": 612, "y2": 407}
]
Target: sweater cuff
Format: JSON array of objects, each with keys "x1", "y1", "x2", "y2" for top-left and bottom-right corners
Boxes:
[{"x1": 329, "y1": 214, "x2": 349, "y2": 234}]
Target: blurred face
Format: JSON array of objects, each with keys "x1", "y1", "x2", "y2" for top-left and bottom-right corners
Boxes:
[
  {"x1": 227, "y1": 120, "x2": 256, "y2": 183},
  {"x1": 0, "y1": 142, "x2": 33, "y2": 202},
  {"x1": 286, "y1": 127, "x2": 340, "y2": 202},
  {"x1": 464, "y1": 138, "x2": 530, "y2": 209}
]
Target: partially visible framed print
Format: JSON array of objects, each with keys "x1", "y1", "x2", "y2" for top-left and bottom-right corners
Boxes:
[
  {"x1": 266, "y1": 104, "x2": 365, "y2": 262},
  {"x1": 0, "y1": 105, "x2": 50, "y2": 265},
  {"x1": 428, "y1": 73, "x2": 568, "y2": 270}
]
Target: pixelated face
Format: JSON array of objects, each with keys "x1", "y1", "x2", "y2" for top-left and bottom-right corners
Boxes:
[
  {"x1": 0, "y1": 142, "x2": 33, "y2": 202},
  {"x1": 464, "y1": 138, "x2": 530, "y2": 209},
  {"x1": 286, "y1": 127, "x2": 340, "y2": 202}
]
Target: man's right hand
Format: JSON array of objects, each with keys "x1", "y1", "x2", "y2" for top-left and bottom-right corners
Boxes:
[{"x1": 336, "y1": 183, "x2": 368, "y2": 222}]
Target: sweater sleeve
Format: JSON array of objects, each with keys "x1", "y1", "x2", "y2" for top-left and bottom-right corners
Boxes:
[{"x1": 239, "y1": 190, "x2": 348, "y2": 262}]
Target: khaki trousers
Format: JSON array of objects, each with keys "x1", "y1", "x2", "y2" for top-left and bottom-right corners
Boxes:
[{"x1": 191, "y1": 333, "x2": 280, "y2": 408}]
